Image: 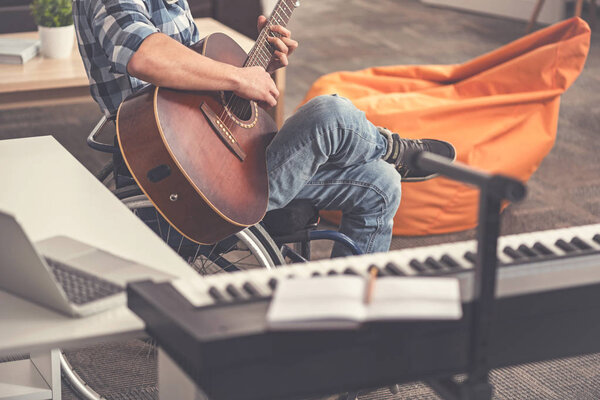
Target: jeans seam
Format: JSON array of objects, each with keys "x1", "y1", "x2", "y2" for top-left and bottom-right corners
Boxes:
[
  {"x1": 305, "y1": 179, "x2": 390, "y2": 253},
  {"x1": 268, "y1": 127, "x2": 384, "y2": 174}
]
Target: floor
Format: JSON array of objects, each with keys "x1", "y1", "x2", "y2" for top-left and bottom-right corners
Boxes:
[{"x1": 1, "y1": 0, "x2": 599, "y2": 398}]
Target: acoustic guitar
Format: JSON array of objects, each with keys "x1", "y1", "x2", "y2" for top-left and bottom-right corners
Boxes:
[{"x1": 116, "y1": 0, "x2": 300, "y2": 244}]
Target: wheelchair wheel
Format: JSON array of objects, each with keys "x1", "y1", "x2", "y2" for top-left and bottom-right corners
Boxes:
[
  {"x1": 117, "y1": 190, "x2": 285, "y2": 272},
  {"x1": 61, "y1": 167, "x2": 284, "y2": 400}
]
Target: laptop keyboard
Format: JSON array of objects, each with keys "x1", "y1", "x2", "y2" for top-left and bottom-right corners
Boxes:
[{"x1": 45, "y1": 257, "x2": 124, "y2": 305}]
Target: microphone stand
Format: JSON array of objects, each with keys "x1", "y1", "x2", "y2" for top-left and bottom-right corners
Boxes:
[{"x1": 412, "y1": 151, "x2": 527, "y2": 400}]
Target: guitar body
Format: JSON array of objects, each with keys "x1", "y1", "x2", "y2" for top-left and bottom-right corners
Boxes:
[{"x1": 116, "y1": 33, "x2": 277, "y2": 244}]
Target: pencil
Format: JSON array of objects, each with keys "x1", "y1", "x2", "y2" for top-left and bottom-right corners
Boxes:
[{"x1": 364, "y1": 265, "x2": 378, "y2": 304}]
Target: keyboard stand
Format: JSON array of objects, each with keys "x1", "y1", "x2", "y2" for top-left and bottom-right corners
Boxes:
[{"x1": 412, "y1": 151, "x2": 526, "y2": 400}]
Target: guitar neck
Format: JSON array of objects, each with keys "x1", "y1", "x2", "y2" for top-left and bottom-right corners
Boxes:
[{"x1": 244, "y1": 0, "x2": 299, "y2": 68}]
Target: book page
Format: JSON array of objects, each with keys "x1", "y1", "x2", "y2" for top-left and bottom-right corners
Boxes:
[
  {"x1": 266, "y1": 276, "x2": 366, "y2": 330},
  {"x1": 366, "y1": 277, "x2": 462, "y2": 321}
]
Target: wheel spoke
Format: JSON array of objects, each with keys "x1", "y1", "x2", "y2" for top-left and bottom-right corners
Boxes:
[{"x1": 155, "y1": 209, "x2": 163, "y2": 240}]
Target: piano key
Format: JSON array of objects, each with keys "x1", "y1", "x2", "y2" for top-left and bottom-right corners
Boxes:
[
  {"x1": 208, "y1": 287, "x2": 227, "y2": 303},
  {"x1": 312, "y1": 271, "x2": 322, "y2": 277},
  {"x1": 327, "y1": 270, "x2": 339, "y2": 276},
  {"x1": 593, "y1": 234, "x2": 600, "y2": 245},
  {"x1": 225, "y1": 284, "x2": 244, "y2": 300},
  {"x1": 242, "y1": 282, "x2": 262, "y2": 297},
  {"x1": 424, "y1": 257, "x2": 445, "y2": 270},
  {"x1": 504, "y1": 246, "x2": 525, "y2": 260},
  {"x1": 384, "y1": 262, "x2": 405, "y2": 276},
  {"x1": 344, "y1": 267, "x2": 360, "y2": 275},
  {"x1": 533, "y1": 242, "x2": 555, "y2": 256},
  {"x1": 571, "y1": 236, "x2": 593, "y2": 251},
  {"x1": 440, "y1": 254, "x2": 462, "y2": 269},
  {"x1": 409, "y1": 259, "x2": 427, "y2": 273},
  {"x1": 517, "y1": 244, "x2": 539, "y2": 258},
  {"x1": 464, "y1": 251, "x2": 477, "y2": 264},
  {"x1": 268, "y1": 278, "x2": 278, "y2": 290},
  {"x1": 555, "y1": 239, "x2": 577, "y2": 253}
]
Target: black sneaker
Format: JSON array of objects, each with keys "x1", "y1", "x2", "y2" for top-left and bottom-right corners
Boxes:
[{"x1": 378, "y1": 127, "x2": 456, "y2": 182}]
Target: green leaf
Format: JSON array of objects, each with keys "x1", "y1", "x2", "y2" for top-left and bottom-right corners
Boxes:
[{"x1": 31, "y1": 0, "x2": 73, "y2": 27}]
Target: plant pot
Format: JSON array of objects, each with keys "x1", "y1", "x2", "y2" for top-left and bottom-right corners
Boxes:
[{"x1": 38, "y1": 24, "x2": 75, "y2": 59}]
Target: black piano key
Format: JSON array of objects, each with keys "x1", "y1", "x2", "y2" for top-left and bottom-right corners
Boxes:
[
  {"x1": 464, "y1": 251, "x2": 477, "y2": 264},
  {"x1": 268, "y1": 278, "x2": 278, "y2": 290},
  {"x1": 517, "y1": 244, "x2": 539, "y2": 258},
  {"x1": 503, "y1": 246, "x2": 524, "y2": 260},
  {"x1": 312, "y1": 271, "x2": 322, "y2": 277},
  {"x1": 424, "y1": 257, "x2": 444, "y2": 270},
  {"x1": 368, "y1": 265, "x2": 385, "y2": 277},
  {"x1": 571, "y1": 236, "x2": 593, "y2": 250},
  {"x1": 533, "y1": 242, "x2": 555, "y2": 256},
  {"x1": 343, "y1": 267, "x2": 359, "y2": 275},
  {"x1": 327, "y1": 270, "x2": 339, "y2": 276},
  {"x1": 225, "y1": 284, "x2": 243, "y2": 300},
  {"x1": 440, "y1": 254, "x2": 461, "y2": 269},
  {"x1": 242, "y1": 282, "x2": 261, "y2": 297},
  {"x1": 593, "y1": 234, "x2": 600, "y2": 245},
  {"x1": 555, "y1": 239, "x2": 577, "y2": 253},
  {"x1": 409, "y1": 259, "x2": 426, "y2": 273},
  {"x1": 384, "y1": 262, "x2": 405, "y2": 276},
  {"x1": 208, "y1": 287, "x2": 227, "y2": 303}
]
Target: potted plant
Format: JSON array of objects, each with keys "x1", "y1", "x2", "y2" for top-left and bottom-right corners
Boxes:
[{"x1": 30, "y1": 0, "x2": 74, "y2": 59}]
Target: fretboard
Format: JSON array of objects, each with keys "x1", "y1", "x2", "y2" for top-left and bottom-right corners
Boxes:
[{"x1": 244, "y1": 0, "x2": 299, "y2": 69}]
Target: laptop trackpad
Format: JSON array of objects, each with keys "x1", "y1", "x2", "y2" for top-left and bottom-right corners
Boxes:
[
  {"x1": 67, "y1": 251, "x2": 174, "y2": 286},
  {"x1": 36, "y1": 236, "x2": 174, "y2": 286},
  {"x1": 35, "y1": 235, "x2": 98, "y2": 260}
]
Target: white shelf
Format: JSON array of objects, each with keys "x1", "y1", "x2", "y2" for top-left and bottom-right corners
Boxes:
[
  {"x1": 421, "y1": 0, "x2": 567, "y2": 24},
  {"x1": 0, "y1": 359, "x2": 52, "y2": 400}
]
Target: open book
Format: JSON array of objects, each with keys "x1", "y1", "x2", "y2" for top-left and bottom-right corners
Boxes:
[{"x1": 266, "y1": 275, "x2": 462, "y2": 330}]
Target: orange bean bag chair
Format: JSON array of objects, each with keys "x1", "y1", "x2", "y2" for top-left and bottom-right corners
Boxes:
[{"x1": 300, "y1": 17, "x2": 591, "y2": 236}]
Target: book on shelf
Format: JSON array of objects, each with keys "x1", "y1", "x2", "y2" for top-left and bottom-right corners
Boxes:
[
  {"x1": 0, "y1": 37, "x2": 40, "y2": 65},
  {"x1": 266, "y1": 275, "x2": 462, "y2": 330}
]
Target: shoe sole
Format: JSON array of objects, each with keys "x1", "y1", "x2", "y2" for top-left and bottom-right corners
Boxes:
[{"x1": 401, "y1": 144, "x2": 457, "y2": 183}]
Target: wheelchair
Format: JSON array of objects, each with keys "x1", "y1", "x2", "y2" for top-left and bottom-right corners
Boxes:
[{"x1": 61, "y1": 115, "x2": 364, "y2": 400}]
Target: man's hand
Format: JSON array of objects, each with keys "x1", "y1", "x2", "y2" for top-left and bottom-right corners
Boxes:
[
  {"x1": 234, "y1": 66, "x2": 280, "y2": 108},
  {"x1": 257, "y1": 15, "x2": 298, "y2": 73}
]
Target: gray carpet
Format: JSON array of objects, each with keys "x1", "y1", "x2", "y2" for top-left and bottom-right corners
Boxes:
[{"x1": 1, "y1": 0, "x2": 599, "y2": 399}]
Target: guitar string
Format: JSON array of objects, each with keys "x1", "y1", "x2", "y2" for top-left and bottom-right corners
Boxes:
[
  {"x1": 215, "y1": 5, "x2": 276, "y2": 130},
  {"x1": 220, "y1": 0, "x2": 291, "y2": 129},
  {"x1": 219, "y1": 0, "x2": 294, "y2": 134},
  {"x1": 235, "y1": 3, "x2": 293, "y2": 121}
]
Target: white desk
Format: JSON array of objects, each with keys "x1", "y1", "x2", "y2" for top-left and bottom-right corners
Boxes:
[{"x1": 0, "y1": 136, "x2": 198, "y2": 399}]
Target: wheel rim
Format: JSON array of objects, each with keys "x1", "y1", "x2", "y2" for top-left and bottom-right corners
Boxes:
[{"x1": 120, "y1": 195, "x2": 276, "y2": 273}]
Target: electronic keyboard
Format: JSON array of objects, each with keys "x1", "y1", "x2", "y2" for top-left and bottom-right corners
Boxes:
[
  {"x1": 128, "y1": 224, "x2": 600, "y2": 400},
  {"x1": 172, "y1": 223, "x2": 600, "y2": 306}
]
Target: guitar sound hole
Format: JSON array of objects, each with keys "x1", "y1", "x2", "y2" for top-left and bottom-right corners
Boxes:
[{"x1": 223, "y1": 92, "x2": 253, "y2": 121}]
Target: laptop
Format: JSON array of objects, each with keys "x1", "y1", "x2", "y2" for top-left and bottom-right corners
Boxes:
[{"x1": 0, "y1": 209, "x2": 174, "y2": 317}]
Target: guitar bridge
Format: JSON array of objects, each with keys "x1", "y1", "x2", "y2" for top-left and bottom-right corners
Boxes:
[{"x1": 199, "y1": 102, "x2": 247, "y2": 161}]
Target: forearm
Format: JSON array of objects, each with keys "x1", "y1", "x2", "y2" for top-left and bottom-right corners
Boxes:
[{"x1": 127, "y1": 32, "x2": 241, "y2": 92}]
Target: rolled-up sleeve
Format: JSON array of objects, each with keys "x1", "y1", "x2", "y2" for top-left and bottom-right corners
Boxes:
[{"x1": 90, "y1": 0, "x2": 159, "y2": 74}]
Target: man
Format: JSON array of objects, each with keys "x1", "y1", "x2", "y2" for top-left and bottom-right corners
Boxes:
[{"x1": 73, "y1": 0, "x2": 456, "y2": 257}]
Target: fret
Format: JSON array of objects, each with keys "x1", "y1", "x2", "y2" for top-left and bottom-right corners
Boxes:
[{"x1": 244, "y1": 0, "x2": 298, "y2": 68}]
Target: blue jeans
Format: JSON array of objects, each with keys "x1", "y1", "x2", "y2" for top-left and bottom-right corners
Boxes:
[{"x1": 266, "y1": 95, "x2": 402, "y2": 257}]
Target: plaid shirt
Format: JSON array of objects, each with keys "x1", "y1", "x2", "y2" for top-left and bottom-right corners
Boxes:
[{"x1": 73, "y1": 0, "x2": 200, "y2": 117}]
